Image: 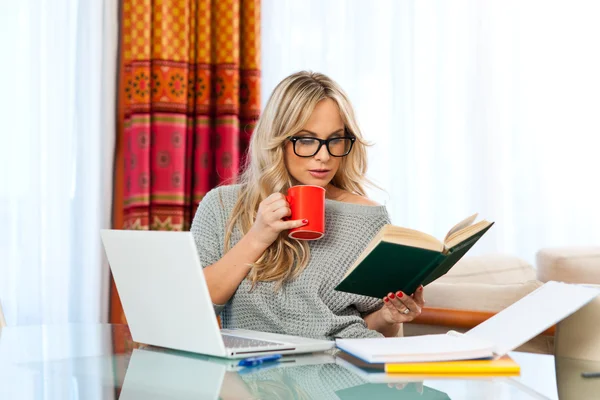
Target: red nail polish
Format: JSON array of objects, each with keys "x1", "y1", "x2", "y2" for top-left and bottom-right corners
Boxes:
[
  {"x1": 418, "y1": 285, "x2": 423, "y2": 291},
  {"x1": 389, "y1": 293, "x2": 395, "y2": 299},
  {"x1": 384, "y1": 297, "x2": 389, "y2": 303},
  {"x1": 397, "y1": 291, "x2": 404, "y2": 298},
  {"x1": 302, "y1": 219, "x2": 308, "y2": 224}
]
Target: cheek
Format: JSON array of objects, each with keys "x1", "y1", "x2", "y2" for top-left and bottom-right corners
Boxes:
[
  {"x1": 331, "y1": 157, "x2": 342, "y2": 173},
  {"x1": 284, "y1": 144, "x2": 302, "y2": 175}
]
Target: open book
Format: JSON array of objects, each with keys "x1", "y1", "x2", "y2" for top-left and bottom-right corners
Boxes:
[
  {"x1": 335, "y1": 214, "x2": 494, "y2": 298},
  {"x1": 336, "y1": 281, "x2": 600, "y2": 364}
]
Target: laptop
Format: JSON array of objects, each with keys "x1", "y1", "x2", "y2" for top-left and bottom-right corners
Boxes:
[{"x1": 100, "y1": 229, "x2": 334, "y2": 359}]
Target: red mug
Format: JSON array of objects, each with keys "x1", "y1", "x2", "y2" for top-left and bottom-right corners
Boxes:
[{"x1": 286, "y1": 185, "x2": 326, "y2": 240}]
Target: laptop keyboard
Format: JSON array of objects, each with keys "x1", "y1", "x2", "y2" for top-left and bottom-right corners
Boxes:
[{"x1": 222, "y1": 334, "x2": 285, "y2": 349}]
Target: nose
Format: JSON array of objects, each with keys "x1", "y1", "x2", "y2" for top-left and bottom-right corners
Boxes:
[{"x1": 314, "y1": 142, "x2": 330, "y2": 162}]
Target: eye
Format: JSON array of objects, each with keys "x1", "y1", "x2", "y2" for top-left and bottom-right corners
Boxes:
[{"x1": 298, "y1": 138, "x2": 316, "y2": 145}]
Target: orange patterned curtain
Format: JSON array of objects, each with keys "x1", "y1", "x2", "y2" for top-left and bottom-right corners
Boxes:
[{"x1": 110, "y1": 0, "x2": 260, "y2": 324}]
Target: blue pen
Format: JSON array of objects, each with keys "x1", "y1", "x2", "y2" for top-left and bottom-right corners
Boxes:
[{"x1": 238, "y1": 354, "x2": 282, "y2": 367}]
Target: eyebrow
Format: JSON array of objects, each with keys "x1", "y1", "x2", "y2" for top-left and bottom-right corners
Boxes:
[{"x1": 296, "y1": 128, "x2": 345, "y2": 138}]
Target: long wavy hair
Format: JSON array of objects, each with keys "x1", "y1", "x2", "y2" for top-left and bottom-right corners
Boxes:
[{"x1": 224, "y1": 71, "x2": 372, "y2": 288}]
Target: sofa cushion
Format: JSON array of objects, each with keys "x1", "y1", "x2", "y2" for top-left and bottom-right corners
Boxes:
[
  {"x1": 537, "y1": 247, "x2": 600, "y2": 284},
  {"x1": 424, "y1": 280, "x2": 542, "y2": 312},
  {"x1": 437, "y1": 254, "x2": 537, "y2": 285}
]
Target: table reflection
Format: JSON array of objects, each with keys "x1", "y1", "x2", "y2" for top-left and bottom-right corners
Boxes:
[{"x1": 120, "y1": 347, "x2": 451, "y2": 400}]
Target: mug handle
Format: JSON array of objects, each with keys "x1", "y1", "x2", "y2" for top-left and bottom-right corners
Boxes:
[{"x1": 282, "y1": 194, "x2": 292, "y2": 221}]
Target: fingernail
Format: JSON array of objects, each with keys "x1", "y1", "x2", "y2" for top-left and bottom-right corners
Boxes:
[
  {"x1": 389, "y1": 293, "x2": 395, "y2": 299},
  {"x1": 383, "y1": 297, "x2": 389, "y2": 303},
  {"x1": 302, "y1": 219, "x2": 308, "y2": 224},
  {"x1": 418, "y1": 285, "x2": 423, "y2": 291},
  {"x1": 396, "y1": 291, "x2": 404, "y2": 298}
]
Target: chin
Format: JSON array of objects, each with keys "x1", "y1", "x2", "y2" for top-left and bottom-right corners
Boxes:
[
  {"x1": 305, "y1": 182, "x2": 328, "y2": 188},
  {"x1": 301, "y1": 176, "x2": 332, "y2": 187}
]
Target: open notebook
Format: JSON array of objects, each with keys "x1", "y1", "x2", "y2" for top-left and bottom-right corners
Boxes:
[{"x1": 336, "y1": 281, "x2": 600, "y2": 364}]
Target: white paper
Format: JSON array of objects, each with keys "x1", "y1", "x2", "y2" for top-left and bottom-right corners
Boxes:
[
  {"x1": 465, "y1": 281, "x2": 600, "y2": 356},
  {"x1": 335, "y1": 334, "x2": 495, "y2": 363}
]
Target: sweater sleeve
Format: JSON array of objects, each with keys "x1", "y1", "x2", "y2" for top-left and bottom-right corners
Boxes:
[{"x1": 190, "y1": 187, "x2": 227, "y2": 315}]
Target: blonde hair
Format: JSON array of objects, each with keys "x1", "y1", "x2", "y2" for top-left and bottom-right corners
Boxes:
[{"x1": 224, "y1": 71, "x2": 371, "y2": 287}]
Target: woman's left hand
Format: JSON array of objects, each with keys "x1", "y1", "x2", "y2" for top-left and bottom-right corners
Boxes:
[{"x1": 379, "y1": 285, "x2": 425, "y2": 324}]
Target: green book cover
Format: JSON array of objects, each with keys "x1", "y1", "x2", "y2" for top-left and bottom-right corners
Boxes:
[
  {"x1": 336, "y1": 382, "x2": 451, "y2": 400},
  {"x1": 335, "y1": 222, "x2": 494, "y2": 299}
]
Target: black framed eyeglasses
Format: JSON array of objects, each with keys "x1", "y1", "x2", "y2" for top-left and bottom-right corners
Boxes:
[{"x1": 288, "y1": 133, "x2": 356, "y2": 158}]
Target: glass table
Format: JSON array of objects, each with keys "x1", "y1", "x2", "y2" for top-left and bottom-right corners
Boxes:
[{"x1": 0, "y1": 324, "x2": 599, "y2": 399}]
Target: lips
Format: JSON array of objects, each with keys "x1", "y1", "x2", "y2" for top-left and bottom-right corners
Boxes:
[{"x1": 308, "y1": 169, "x2": 331, "y2": 179}]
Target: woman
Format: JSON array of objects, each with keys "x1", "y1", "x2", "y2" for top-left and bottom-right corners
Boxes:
[{"x1": 191, "y1": 71, "x2": 424, "y2": 339}]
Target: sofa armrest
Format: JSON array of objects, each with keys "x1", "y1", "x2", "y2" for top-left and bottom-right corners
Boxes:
[
  {"x1": 537, "y1": 247, "x2": 600, "y2": 284},
  {"x1": 409, "y1": 306, "x2": 555, "y2": 336}
]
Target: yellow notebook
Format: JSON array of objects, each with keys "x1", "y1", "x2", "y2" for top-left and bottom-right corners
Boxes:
[{"x1": 385, "y1": 356, "x2": 520, "y2": 375}]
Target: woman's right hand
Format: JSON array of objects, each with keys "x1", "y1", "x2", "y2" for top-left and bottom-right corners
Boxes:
[{"x1": 248, "y1": 193, "x2": 308, "y2": 247}]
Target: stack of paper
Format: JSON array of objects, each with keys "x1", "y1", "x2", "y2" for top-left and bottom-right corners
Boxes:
[
  {"x1": 335, "y1": 350, "x2": 519, "y2": 381},
  {"x1": 336, "y1": 333, "x2": 495, "y2": 364},
  {"x1": 335, "y1": 281, "x2": 599, "y2": 376}
]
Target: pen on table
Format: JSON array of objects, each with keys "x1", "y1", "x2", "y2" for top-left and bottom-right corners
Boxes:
[
  {"x1": 238, "y1": 361, "x2": 282, "y2": 375},
  {"x1": 581, "y1": 371, "x2": 600, "y2": 378},
  {"x1": 238, "y1": 354, "x2": 282, "y2": 367}
]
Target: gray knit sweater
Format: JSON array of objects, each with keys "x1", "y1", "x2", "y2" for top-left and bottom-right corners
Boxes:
[{"x1": 190, "y1": 184, "x2": 390, "y2": 340}]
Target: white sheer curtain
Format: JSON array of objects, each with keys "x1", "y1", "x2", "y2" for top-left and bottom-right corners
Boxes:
[
  {"x1": 262, "y1": 0, "x2": 600, "y2": 263},
  {"x1": 0, "y1": 0, "x2": 118, "y2": 325}
]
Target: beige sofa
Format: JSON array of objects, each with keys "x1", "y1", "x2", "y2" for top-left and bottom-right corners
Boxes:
[
  {"x1": 420, "y1": 254, "x2": 542, "y2": 311},
  {"x1": 536, "y1": 247, "x2": 600, "y2": 285},
  {"x1": 404, "y1": 247, "x2": 600, "y2": 354},
  {"x1": 538, "y1": 247, "x2": 600, "y2": 358},
  {"x1": 403, "y1": 254, "x2": 551, "y2": 353}
]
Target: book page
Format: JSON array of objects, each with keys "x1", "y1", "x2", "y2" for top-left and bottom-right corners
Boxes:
[
  {"x1": 444, "y1": 220, "x2": 492, "y2": 250},
  {"x1": 465, "y1": 281, "x2": 600, "y2": 357},
  {"x1": 443, "y1": 213, "x2": 478, "y2": 244},
  {"x1": 383, "y1": 226, "x2": 443, "y2": 252}
]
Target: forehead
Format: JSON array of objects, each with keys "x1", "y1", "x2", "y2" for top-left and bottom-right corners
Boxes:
[{"x1": 300, "y1": 98, "x2": 344, "y2": 137}]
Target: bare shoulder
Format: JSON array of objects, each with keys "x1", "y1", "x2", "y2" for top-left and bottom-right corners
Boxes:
[{"x1": 348, "y1": 194, "x2": 381, "y2": 206}]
